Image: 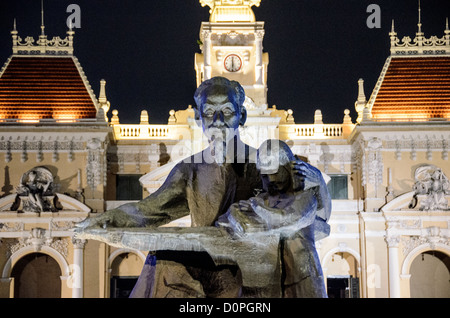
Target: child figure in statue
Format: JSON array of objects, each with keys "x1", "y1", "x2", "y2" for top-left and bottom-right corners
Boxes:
[{"x1": 218, "y1": 139, "x2": 331, "y2": 297}]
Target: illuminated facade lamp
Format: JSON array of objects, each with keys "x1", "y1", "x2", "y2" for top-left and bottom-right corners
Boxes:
[
  {"x1": 53, "y1": 113, "x2": 78, "y2": 123},
  {"x1": 18, "y1": 114, "x2": 41, "y2": 123}
]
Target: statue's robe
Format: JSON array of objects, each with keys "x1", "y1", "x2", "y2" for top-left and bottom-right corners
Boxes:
[
  {"x1": 126, "y1": 143, "x2": 262, "y2": 298},
  {"x1": 98, "y1": 141, "x2": 331, "y2": 298}
]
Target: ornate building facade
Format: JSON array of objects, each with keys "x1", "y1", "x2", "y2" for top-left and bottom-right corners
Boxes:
[{"x1": 0, "y1": 0, "x2": 449, "y2": 298}]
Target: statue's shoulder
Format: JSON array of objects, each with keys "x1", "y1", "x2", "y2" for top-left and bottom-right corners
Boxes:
[{"x1": 171, "y1": 151, "x2": 207, "y2": 171}]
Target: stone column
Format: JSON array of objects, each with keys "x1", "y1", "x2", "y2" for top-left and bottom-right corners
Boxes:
[
  {"x1": 255, "y1": 30, "x2": 264, "y2": 85},
  {"x1": 385, "y1": 236, "x2": 401, "y2": 298},
  {"x1": 203, "y1": 31, "x2": 212, "y2": 80},
  {"x1": 72, "y1": 238, "x2": 87, "y2": 298}
]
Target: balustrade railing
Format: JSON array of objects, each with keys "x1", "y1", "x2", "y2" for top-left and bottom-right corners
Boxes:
[
  {"x1": 291, "y1": 124, "x2": 345, "y2": 138},
  {"x1": 117, "y1": 124, "x2": 171, "y2": 139}
]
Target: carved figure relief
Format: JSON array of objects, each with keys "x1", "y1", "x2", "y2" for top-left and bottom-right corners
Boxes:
[
  {"x1": 411, "y1": 165, "x2": 450, "y2": 211},
  {"x1": 11, "y1": 166, "x2": 58, "y2": 213}
]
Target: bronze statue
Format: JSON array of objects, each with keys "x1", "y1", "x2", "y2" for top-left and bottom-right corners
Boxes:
[
  {"x1": 76, "y1": 77, "x2": 331, "y2": 298},
  {"x1": 77, "y1": 77, "x2": 261, "y2": 297}
]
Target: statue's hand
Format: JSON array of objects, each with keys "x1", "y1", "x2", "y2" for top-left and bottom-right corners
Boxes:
[
  {"x1": 248, "y1": 197, "x2": 264, "y2": 210},
  {"x1": 74, "y1": 207, "x2": 140, "y2": 233},
  {"x1": 74, "y1": 212, "x2": 114, "y2": 232},
  {"x1": 290, "y1": 159, "x2": 323, "y2": 190},
  {"x1": 238, "y1": 200, "x2": 252, "y2": 212}
]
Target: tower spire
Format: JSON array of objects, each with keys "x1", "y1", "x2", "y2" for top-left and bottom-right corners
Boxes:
[
  {"x1": 417, "y1": 0, "x2": 423, "y2": 35},
  {"x1": 11, "y1": 18, "x2": 18, "y2": 54},
  {"x1": 40, "y1": 0, "x2": 45, "y2": 36}
]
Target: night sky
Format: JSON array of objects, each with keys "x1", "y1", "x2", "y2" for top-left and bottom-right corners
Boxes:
[{"x1": 1, "y1": 0, "x2": 449, "y2": 124}]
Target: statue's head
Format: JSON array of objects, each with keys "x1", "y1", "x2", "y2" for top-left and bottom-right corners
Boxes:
[
  {"x1": 194, "y1": 77, "x2": 247, "y2": 143},
  {"x1": 257, "y1": 139, "x2": 295, "y2": 195}
]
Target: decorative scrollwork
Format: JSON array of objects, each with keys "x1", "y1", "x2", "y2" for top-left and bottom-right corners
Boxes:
[{"x1": 390, "y1": 24, "x2": 450, "y2": 55}]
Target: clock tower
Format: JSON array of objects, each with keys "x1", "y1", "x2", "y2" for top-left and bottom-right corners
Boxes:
[{"x1": 195, "y1": 0, "x2": 269, "y2": 109}]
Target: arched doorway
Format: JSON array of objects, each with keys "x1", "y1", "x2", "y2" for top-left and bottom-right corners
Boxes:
[
  {"x1": 325, "y1": 252, "x2": 360, "y2": 298},
  {"x1": 11, "y1": 252, "x2": 62, "y2": 298},
  {"x1": 410, "y1": 250, "x2": 450, "y2": 298},
  {"x1": 110, "y1": 252, "x2": 144, "y2": 298}
]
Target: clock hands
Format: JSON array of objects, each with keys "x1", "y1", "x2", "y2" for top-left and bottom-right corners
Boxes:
[{"x1": 225, "y1": 55, "x2": 241, "y2": 72}]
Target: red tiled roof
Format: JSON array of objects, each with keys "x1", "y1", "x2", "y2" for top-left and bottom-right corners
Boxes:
[
  {"x1": 370, "y1": 56, "x2": 450, "y2": 120},
  {"x1": 0, "y1": 56, "x2": 97, "y2": 121}
]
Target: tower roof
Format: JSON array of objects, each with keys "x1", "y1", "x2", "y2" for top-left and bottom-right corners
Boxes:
[
  {"x1": 366, "y1": 17, "x2": 450, "y2": 122},
  {"x1": 368, "y1": 56, "x2": 450, "y2": 121},
  {"x1": 0, "y1": 15, "x2": 99, "y2": 123},
  {"x1": 0, "y1": 56, "x2": 98, "y2": 122}
]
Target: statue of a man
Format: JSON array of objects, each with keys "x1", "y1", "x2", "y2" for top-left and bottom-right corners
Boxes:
[
  {"x1": 76, "y1": 77, "x2": 330, "y2": 298},
  {"x1": 77, "y1": 77, "x2": 262, "y2": 297}
]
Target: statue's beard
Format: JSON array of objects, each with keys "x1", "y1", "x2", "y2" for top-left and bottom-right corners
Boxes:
[
  {"x1": 210, "y1": 138, "x2": 226, "y2": 164},
  {"x1": 207, "y1": 127, "x2": 237, "y2": 165}
]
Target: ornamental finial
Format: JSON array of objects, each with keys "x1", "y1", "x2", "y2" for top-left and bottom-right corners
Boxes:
[
  {"x1": 417, "y1": 0, "x2": 423, "y2": 35},
  {"x1": 40, "y1": 0, "x2": 45, "y2": 36}
]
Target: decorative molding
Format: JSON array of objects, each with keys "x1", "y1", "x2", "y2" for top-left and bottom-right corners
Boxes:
[
  {"x1": 443, "y1": 139, "x2": 449, "y2": 160},
  {"x1": 72, "y1": 56, "x2": 100, "y2": 111},
  {"x1": 367, "y1": 137, "x2": 383, "y2": 193},
  {"x1": 0, "y1": 56, "x2": 12, "y2": 79},
  {"x1": 410, "y1": 139, "x2": 417, "y2": 161},
  {"x1": 401, "y1": 227, "x2": 450, "y2": 256},
  {"x1": 0, "y1": 139, "x2": 85, "y2": 152},
  {"x1": 0, "y1": 222, "x2": 24, "y2": 232},
  {"x1": 385, "y1": 235, "x2": 400, "y2": 248},
  {"x1": 366, "y1": 56, "x2": 392, "y2": 114},
  {"x1": 50, "y1": 238, "x2": 69, "y2": 257},
  {"x1": 4, "y1": 228, "x2": 69, "y2": 258},
  {"x1": 72, "y1": 238, "x2": 87, "y2": 249},
  {"x1": 51, "y1": 220, "x2": 76, "y2": 231}
]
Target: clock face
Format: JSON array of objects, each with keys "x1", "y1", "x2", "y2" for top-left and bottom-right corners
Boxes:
[{"x1": 224, "y1": 54, "x2": 242, "y2": 72}]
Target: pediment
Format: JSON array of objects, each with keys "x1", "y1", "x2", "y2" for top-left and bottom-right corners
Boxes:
[
  {"x1": 381, "y1": 191, "x2": 416, "y2": 212},
  {"x1": 381, "y1": 191, "x2": 450, "y2": 213}
]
